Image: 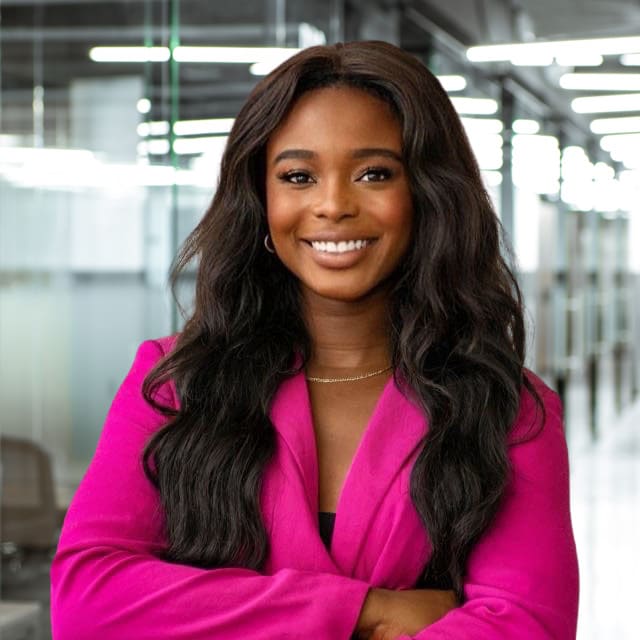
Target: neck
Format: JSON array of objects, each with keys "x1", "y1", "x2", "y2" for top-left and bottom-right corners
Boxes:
[{"x1": 302, "y1": 288, "x2": 392, "y2": 373}]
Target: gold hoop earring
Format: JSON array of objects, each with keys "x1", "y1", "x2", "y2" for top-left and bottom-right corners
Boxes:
[{"x1": 264, "y1": 234, "x2": 275, "y2": 254}]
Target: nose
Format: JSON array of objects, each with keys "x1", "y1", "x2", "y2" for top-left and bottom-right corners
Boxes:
[{"x1": 313, "y1": 177, "x2": 358, "y2": 221}]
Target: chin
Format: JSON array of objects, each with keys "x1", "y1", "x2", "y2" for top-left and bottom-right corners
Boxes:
[{"x1": 303, "y1": 280, "x2": 386, "y2": 304}]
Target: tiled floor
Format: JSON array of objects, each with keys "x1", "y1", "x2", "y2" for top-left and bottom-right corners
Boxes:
[
  {"x1": 2, "y1": 396, "x2": 638, "y2": 639},
  {"x1": 569, "y1": 398, "x2": 640, "y2": 640}
]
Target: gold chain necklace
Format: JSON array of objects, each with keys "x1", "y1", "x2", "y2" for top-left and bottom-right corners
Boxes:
[{"x1": 306, "y1": 365, "x2": 393, "y2": 384}]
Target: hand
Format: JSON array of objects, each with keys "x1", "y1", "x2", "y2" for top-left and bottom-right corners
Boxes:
[{"x1": 356, "y1": 587, "x2": 457, "y2": 640}]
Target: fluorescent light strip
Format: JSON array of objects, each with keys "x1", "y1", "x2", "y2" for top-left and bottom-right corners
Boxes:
[
  {"x1": 513, "y1": 119, "x2": 540, "y2": 134},
  {"x1": 590, "y1": 116, "x2": 640, "y2": 134},
  {"x1": 136, "y1": 119, "x2": 235, "y2": 138},
  {"x1": 250, "y1": 61, "x2": 279, "y2": 76},
  {"x1": 560, "y1": 73, "x2": 640, "y2": 91},
  {"x1": 437, "y1": 75, "x2": 467, "y2": 92},
  {"x1": 621, "y1": 53, "x2": 640, "y2": 66},
  {"x1": 461, "y1": 117, "x2": 503, "y2": 134},
  {"x1": 572, "y1": 93, "x2": 640, "y2": 113},
  {"x1": 137, "y1": 140, "x2": 170, "y2": 155},
  {"x1": 555, "y1": 53, "x2": 603, "y2": 67},
  {"x1": 467, "y1": 36, "x2": 640, "y2": 62},
  {"x1": 89, "y1": 46, "x2": 170, "y2": 62},
  {"x1": 137, "y1": 121, "x2": 170, "y2": 137},
  {"x1": 600, "y1": 133, "x2": 640, "y2": 152},
  {"x1": 173, "y1": 46, "x2": 300, "y2": 63},
  {"x1": 450, "y1": 97, "x2": 498, "y2": 115},
  {"x1": 173, "y1": 118, "x2": 235, "y2": 136},
  {"x1": 89, "y1": 46, "x2": 301, "y2": 64},
  {"x1": 173, "y1": 136, "x2": 228, "y2": 155},
  {"x1": 513, "y1": 134, "x2": 559, "y2": 147},
  {"x1": 511, "y1": 53, "x2": 554, "y2": 67}
]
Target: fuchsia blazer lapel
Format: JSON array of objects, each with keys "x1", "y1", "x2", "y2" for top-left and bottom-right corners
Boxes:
[{"x1": 261, "y1": 367, "x2": 431, "y2": 588}]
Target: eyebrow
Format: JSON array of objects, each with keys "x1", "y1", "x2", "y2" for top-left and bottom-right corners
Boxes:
[{"x1": 272, "y1": 147, "x2": 403, "y2": 165}]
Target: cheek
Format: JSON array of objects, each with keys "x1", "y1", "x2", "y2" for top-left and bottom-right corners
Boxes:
[
  {"x1": 379, "y1": 191, "x2": 413, "y2": 240},
  {"x1": 266, "y1": 191, "x2": 289, "y2": 233}
]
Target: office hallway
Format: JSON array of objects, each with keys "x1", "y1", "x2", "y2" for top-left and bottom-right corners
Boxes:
[{"x1": 570, "y1": 396, "x2": 640, "y2": 640}]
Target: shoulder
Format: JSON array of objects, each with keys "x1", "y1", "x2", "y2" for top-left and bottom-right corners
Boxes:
[
  {"x1": 521, "y1": 368, "x2": 562, "y2": 419},
  {"x1": 122, "y1": 334, "x2": 181, "y2": 411},
  {"x1": 130, "y1": 333, "x2": 179, "y2": 368},
  {"x1": 509, "y1": 369, "x2": 566, "y2": 463},
  {"x1": 507, "y1": 369, "x2": 563, "y2": 447}
]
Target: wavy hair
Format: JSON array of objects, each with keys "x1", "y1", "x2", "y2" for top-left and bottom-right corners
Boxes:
[{"x1": 141, "y1": 40, "x2": 541, "y2": 601}]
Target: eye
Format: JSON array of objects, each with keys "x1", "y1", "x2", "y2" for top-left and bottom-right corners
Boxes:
[
  {"x1": 277, "y1": 170, "x2": 314, "y2": 185},
  {"x1": 359, "y1": 166, "x2": 393, "y2": 182}
]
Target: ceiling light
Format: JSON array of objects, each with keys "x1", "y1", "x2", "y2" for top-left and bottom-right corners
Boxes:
[
  {"x1": 138, "y1": 140, "x2": 171, "y2": 156},
  {"x1": 590, "y1": 116, "x2": 640, "y2": 134},
  {"x1": 250, "y1": 61, "x2": 279, "y2": 76},
  {"x1": 559, "y1": 73, "x2": 640, "y2": 91},
  {"x1": 89, "y1": 46, "x2": 170, "y2": 63},
  {"x1": 467, "y1": 36, "x2": 640, "y2": 63},
  {"x1": 555, "y1": 53, "x2": 603, "y2": 67},
  {"x1": 621, "y1": 53, "x2": 640, "y2": 66},
  {"x1": 450, "y1": 97, "x2": 498, "y2": 115},
  {"x1": 436, "y1": 75, "x2": 467, "y2": 92},
  {"x1": 512, "y1": 135, "x2": 560, "y2": 195},
  {"x1": 137, "y1": 121, "x2": 170, "y2": 137},
  {"x1": 572, "y1": 93, "x2": 640, "y2": 113},
  {"x1": 173, "y1": 118, "x2": 235, "y2": 136},
  {"x1": 460, "y1": 117, "x2": 503, "y2": 134},
  {"x1": 173, "y1": 136, "x2": 229, "y2": 155},
  {"x1": 600, "y1": 133, "x2": 640, "y2": 152},
  {"x1": 511, "y1": 52, "x2": 554, "y2": 66},
  {"x1": 513, "y1": 119, "x2": 540, "y2": 134},
  {"x1": 136, "y1": 98, "x2": 151, "y2": 114},
  {"x1": 608, "y1": 145, "x2": 640, "y2": 164},
  {"x1": 89, "y1": 45, "x2": 300, "y2": 65},
  {"x1": 472, "y1": 147, "x2": 504, "y2": 170},
  {"x1": 173, "y1": 46, "x2": 300, "y2": 63},
  {"x1": 482, "y1": 170, "x2": 503, "y2": 187}
]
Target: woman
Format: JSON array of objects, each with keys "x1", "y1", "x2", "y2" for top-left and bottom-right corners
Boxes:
[{"x1": 51, "y1": 41, "x2": 579, "y2": 639}]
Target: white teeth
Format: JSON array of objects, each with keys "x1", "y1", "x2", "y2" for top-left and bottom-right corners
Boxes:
[{"x1": 310, "y1": 239, "x2": 370, "y2": 253}]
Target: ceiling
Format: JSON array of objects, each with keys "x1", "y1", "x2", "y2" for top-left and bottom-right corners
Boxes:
[{"x1": 1, "y1": 0, "x2": 639, "y2": 159}]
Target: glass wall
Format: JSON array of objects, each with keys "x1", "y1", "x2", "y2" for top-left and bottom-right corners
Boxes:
[{"x1": 0, "y1": 0, "x2": 341, "y2": 510}]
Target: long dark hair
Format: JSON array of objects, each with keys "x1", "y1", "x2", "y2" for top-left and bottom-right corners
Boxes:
[{"x1": 142, "y1": 40, "x2": 541, "y2": 601}]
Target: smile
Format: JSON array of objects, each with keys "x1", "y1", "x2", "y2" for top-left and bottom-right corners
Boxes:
[{"x1": 308, "y1": 239, "x2": 373, "y2": 254}]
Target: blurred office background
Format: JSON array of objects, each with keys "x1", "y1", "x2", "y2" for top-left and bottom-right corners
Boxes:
[{"x1": 1, "y1": 0, "x2": 639, "y2": 638}]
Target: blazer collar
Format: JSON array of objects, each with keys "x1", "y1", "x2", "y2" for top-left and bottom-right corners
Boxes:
[{"x1": 268, "y1": 366, "x2": 428, "y2": 576}]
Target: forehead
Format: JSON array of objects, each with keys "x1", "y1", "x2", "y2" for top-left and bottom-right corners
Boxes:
[{"x1": 266, "y1": 86, "x2": 402, "y2": 155}]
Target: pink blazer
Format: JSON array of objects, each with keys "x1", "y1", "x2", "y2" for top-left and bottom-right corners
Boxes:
[{"x1": 51, "y1": 336, "x2": 579, "y2": 639}]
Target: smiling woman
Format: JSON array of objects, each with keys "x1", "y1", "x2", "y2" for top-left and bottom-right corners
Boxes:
[{"x1": 50, "y1": 41, "x2": 579, "y2": 640}]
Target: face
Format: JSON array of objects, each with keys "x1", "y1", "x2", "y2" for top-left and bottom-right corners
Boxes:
[{"x1": 265, "y1": 86, "x2": 413, "y2": 304}]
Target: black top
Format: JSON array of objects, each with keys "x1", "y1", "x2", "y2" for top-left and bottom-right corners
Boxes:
[{"x1": 318, "y1": 511, "x2": 336, "y2": 550}]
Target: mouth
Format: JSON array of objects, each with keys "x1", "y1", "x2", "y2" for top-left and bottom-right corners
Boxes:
[{"x1": 303, "y1": 238, "x2": 376, "y2": 254}]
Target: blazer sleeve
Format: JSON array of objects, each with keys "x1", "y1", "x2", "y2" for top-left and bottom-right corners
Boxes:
[
  {"x1": 50, "y1": 339, "x2": 370, "y2": 640},
  {"x1": 408, "y1": 378, "x2": 580, "y2": 640}
]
